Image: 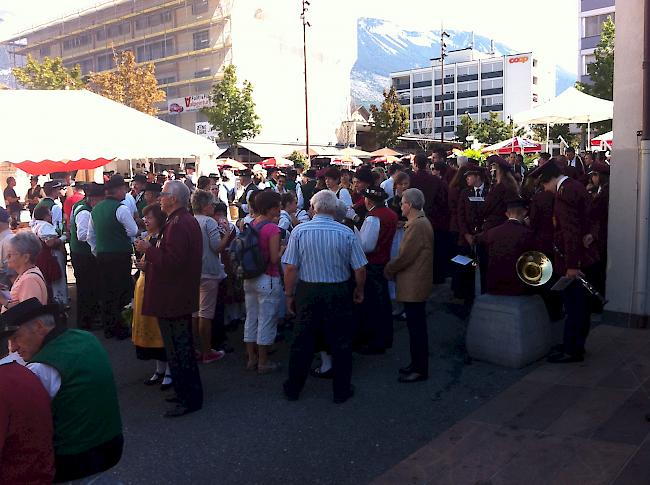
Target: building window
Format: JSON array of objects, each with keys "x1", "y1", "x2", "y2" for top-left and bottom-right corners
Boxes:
[
  {"x1": 136, "y1": 38, "x2": 174, "y2": 62},
  {"x1": 194, "y1": 82, "x2": 212, "y2": 94},
  {"x1": 412, "y1": 71, "x2": 432, "y2": 83},
  {"x1": 457, "y1": 98, "x2": 478, "y2": 110},
  {"x1": 583, "y1": 54, "x2": 596, "y2": 76},
  {"x1": 192, "y1": 0, "x2": 209, "y2": 15},
  {"x1": 193, "y1": 30, "x2": 210, "y2": 51},
  {"x1": 159, "y1": 113, "x2": 179, "y2": 126},
  {"x1": 457, "y1": 64, "x2": 479, "y2": 76},
  {"x1": 457, "y1": 81, "x2": 478, "y2": 92},
  {"x1": 79, "y1": 58, "x2": 93, "y2": 75},
  {"x1": 157, "y1": 76, "x2": 178, "y2": 97},
  {"x1": 39, "y1": 45, "x2": 51, "y2": 57},
  {"x1": 481, "y1": 61, "x2": 502, "y2": 73},
  {"x1": 533, "y1": 76, "x2": 538, "y2": 85},
  {"x1": 194, "y1": 67, "x2": 211, "y2": 78},
  {"x1": 481, "y1": 78, "x2": 503, "y2": 90},
  {"x1": 96, "y1": 53, "x2": 115, "y2": 71},
  {"x1": 481, "y1": 95, "x2": 503, "y2": 107},
  {"x1": 444, "y1": 101, "x2": 454, "y2": 111},
  {"x1": 533, "y1": 59, "x2": 538, "y2": 68},
  {"x1": 584, "y1": 13, "x2": 614, "y2": 38},
  {"x1": 136, "y1": 10, "x2": 172, "y2": 30},
  {"x1": 63, "y1": 34, "x2": 91, "y2": 51}
]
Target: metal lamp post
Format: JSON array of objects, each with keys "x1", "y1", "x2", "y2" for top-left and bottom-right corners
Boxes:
[
  {"x1": 440, "y1": 29, "x2": 450, "y2": 144},
  {"x1": 301, "y1": 1, "x2": 311, "y2": 158}
]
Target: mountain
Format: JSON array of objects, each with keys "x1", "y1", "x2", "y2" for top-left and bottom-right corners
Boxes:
[{"x1": 352, "y1": 18, "x2": 577, "y2": 107}]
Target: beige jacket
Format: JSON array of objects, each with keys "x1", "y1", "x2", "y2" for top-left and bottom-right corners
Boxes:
[{"x1": 384, "y1": 211, "x2": 434, "y2": 302}]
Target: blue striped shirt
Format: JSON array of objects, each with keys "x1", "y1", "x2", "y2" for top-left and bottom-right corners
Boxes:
[{"x1": 281, "y1": 214, "x2": 367, "y2": 283}]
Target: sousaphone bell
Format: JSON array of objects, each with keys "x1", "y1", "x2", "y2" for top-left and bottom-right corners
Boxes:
[{"x1": 516, "y1": 251, "x2": 553, "y2": 286}]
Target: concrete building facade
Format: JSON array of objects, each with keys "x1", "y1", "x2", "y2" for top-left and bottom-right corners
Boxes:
[
  {"x1": 579, "y1": 0, "x2": 616, "y2": 84},
  {"x1": 2, "y1": 0, "x2": 356, "y2": 147},
  {"x1": 390, "y1": 48, "x2": 555, "y2": 140}
]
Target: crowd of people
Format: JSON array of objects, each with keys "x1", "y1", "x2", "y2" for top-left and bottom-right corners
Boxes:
[{"x1": 0, "y1": 147, "x2": 611, "y2": 482}]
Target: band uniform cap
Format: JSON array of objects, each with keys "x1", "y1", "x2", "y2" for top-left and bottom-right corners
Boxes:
[
  {"x1": 43, "y1": 180, "x2": 64, "y2": 191},
  {"x1": 527, "y1": 159, "x2": 559, "y2": 179},
  {"x1": 0, "y1": 298, "x2": 60, "y2": 338},
  {"x1": 132, "y1": 174, "x2": 147, "y2": 184},
  {"x1": 588, "y1": 160, "x2": 611, "y2": 175},
  {"x1": 105, "y1": 174, "x2": 127, "y2": 190},
  {"x1": 486, "y1": 155, "x2": 511, "y2": 172},
  {"x1": 85, "y1": 183, "x2": 105, "y2": 197},
  {"x1": 464, "y1": 163, "x2": 482, "y2": 176},
  {"x1": 355, "y1": 168, "x2": 374, "y2": 184},
  {"x1": 362, "y1": 186, "x2": 388, "y2": 202},
  {"x1": 144, "y1": 183, "x2": 162, "y2": 193},
  {"x1": 303, "y1": 169, "x2": 317, "y2": 178},
  {"x1": 506, "y1": 197, "x2": 528, "y2": 210}
]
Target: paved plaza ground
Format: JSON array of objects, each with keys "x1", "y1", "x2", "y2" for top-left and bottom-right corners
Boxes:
[{"x1": 65, "y1": 278, "x2": 650, "y2": 484}]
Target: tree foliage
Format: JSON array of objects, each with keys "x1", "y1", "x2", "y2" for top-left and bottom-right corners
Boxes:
[
  {"x1": 202, "y1": 65, "x2": 261, "y2": 154},
  {"x1": 87, "y1": 50, "x2": 165, "y2": 115},
  {"x1": 472, "y1": 112, "x2": 512, "y2": 145},
  {"x1": 12, "y1": 55, "x2": 84, "y2": 90},
  {"x1": 531, "y1": 124, "x2": 580, "y2": 149},
  {"x1": 369, "y1": 87, "x2": 409, "y2": 148},
  {"x1": 456, "y1": 114, "x2": 477, "y2": 146},
  {"x1": 287, "y1": 150, "x2": 309, "y2": 170},
  {"x1": 576, "y1": 16, "x2": 614, "y2": 101}
]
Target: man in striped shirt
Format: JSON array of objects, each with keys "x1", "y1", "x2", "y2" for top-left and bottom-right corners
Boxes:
[{"x1": 282, "y1": 190, "x2": 367, "y2": 404}]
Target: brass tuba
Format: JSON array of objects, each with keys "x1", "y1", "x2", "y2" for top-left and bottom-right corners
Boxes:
[{"x1": 516, "y1": 251, "x2": 553, "y2": 286}]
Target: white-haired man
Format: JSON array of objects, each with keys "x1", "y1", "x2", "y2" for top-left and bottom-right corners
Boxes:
[
  {"x1": 282, "y1": 190, "x2": 367, "y2": 404},
  {"x1": 135, "y1": 180, "x2": 204, "y2": 417}
]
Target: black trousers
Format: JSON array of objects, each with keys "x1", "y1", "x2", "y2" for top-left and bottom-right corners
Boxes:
[
  {"x1": 70, "y1": 252, "x2": 99, "y2": 327},
  {"x1": 538, "y1": 273, "x2": 565, "y2": 321},
  {"x1": 286, "y1": 281, "x2": 353, "y2": 400},
  {"x1": 158, "y1": 315, "x2": 203, "y2": 410},
  {"x1": 358, "y1": 264, "x2": 393, "y2": 350},
  {"x1": 96, "y1": 252, "x2": 133, "y2": 334},
  {"x1": 54, "y1": 434, "x2": 123, "y2": 483},
  {"x1": 476, "y1": 243, "x2": 489, "y2": 294},
  {"x1": 404, "y1": 302, "x2": 429, "y2": 376},
  {"x1": 211, "y1": 302, "x2": 228, "y2": 349},
  {"x1": 562, "y1": 280, "x2": 592, "y2": 357},
  {"x1": 453, "y1": 245, "x2": 477, "y2": 301},
  {"x1": 433, "y1": 229, "x2": 451, "y2": 284}
]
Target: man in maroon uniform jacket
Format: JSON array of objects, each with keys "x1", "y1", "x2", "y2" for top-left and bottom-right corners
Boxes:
[
  {"x1": 530, "y1": 160, "x2": 596, "y2": 363},
  {"x1": 409, "y1": 152, "x2": 449, "y2": 283},
  {"x1": 135, "y1": 180, "x2": 203, "y2": 417},
  {"x1": 477, "y1": 198, "x2": 534, "y2": 295},
  {"x1": 356, "y1": 187, "x2": 398, "y2": 354}
]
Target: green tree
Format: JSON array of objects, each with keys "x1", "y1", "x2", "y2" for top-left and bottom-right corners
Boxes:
[
  {"x1": 576, "y1": 16, "x2": 614, "y2": 101},
  {"x1": 473, "y1": 112, "x2": 512, "y2": 145},
  {"x1": 369, "y1": 87, "x2": 409, "y2": 148},
  {"x1": 87, "y1": 50, "x2": 165, "y2": 115},
  {"x1": 202, "y1": 65, "x2": 261, "y2": 160},
  {"x1": 12, "y1": 55, "x2": 84, "y2": 90},
  {"x1": 287, "y1": 150, "x2": 309, "y2": 170},
  {"x1": 531, "y1": 124, "x2": 580, "y2": 149},
  {"x1": 456, "y1": 114, "x2": 477, "y2": 147}
]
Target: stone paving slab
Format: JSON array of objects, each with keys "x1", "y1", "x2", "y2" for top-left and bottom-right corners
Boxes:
[{"x1": 372, "y1": 325, "x2": 650, "y2": 485}]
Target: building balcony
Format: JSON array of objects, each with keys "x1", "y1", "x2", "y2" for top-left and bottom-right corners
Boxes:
[
  {"x1": 434, "y1": 109, "x2": 455, "y2": 117},
  {"x1": 413, "y1": 112, "x2": 432, "y2": 120},
  {"x1": 434, "y1": 93, "x2": 454, "y2": 101},
  {"x1": 457, "y1": 107, "x2": 479, "y2": 115},
  {"x1": 580, "y1": 35, "x2": 601, "y2": 50},
  {"x1": 457, "y1": 90, "x2": 479, "y2": 99},
  {"x1": 413, "y1": 96, "x2": 432, "y2": 104},
  {"x1": 413, "y1": 80, "x2": 432, "y2": 88},
  {"x1": 434, "y1": 77, "x2": 456, "y2": 85},
  {"x1": 434, "y1": 126, "x2": 456, "y2": 133},
  {"x1": 481, "y1": 71, "x2": 504, "y2": 79},
  {"x1": 399, "y1": 98, "x2": 410, "y2": 105},
  {"x1": 481, "y1": 103, "x2": 504, "y2": 112},
  {"x1": 393, "y1": 83, "x2": 411, "y2": 91},
  {"x1": 481, "y1": 87, "x2": 504, "y2": 96},
  {"x1": 457, "y1": 74, "x2": 479, "y2": 82}
]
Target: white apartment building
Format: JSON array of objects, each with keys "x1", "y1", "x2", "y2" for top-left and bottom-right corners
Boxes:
[
  {"x1": 2, "y1": 0, "x2": 356, "y2": 147},
  {"x1": 578, "y1": 0, "x2": 615, "y2": 84},
  {"x1": 390, "y1": 48, "x2": 555, "y2": 140}
]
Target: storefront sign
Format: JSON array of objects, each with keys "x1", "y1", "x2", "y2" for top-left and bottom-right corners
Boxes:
[
  {"x1": 168, "y1": 94, "x2": 213, "y2": 114},
  {"x1": 508, "y1": 56, "x2": 529, "y2": 64},
  {"x1": 195, "y1": 122, "x2": 220, "y2": 141}
]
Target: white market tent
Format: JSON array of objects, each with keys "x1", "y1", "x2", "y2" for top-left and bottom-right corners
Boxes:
[
  {"x1": 0, "y1": 89, "x2": 221, "y2": 175},
  {"x1": 513, "y1": 87, "x2": 614, "y2": 149}
]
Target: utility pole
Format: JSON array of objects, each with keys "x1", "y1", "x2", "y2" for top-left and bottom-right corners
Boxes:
[
  {"x1": 440, "y1": 29, "x2": 450, "y2": 144},
  {"x1": 301, "y1": 1, "x2": 311, "y2": 158}
]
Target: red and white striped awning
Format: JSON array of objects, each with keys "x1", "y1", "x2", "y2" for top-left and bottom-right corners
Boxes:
[{"x1": 482, "y1": 136, "x2": 543, "y2": 155}]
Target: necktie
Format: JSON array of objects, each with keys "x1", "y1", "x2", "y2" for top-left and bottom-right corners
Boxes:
[{"x1": 475, "y1": 188, "x2": 480, "y2": 197}]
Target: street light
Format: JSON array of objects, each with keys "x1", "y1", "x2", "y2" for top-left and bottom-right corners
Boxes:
[
  {"x1": 440, "y1": 29, "x2": 450, "y2": 144},
  {"x1": 301, "y1": 0, "x2": 311, "y2": 158}
]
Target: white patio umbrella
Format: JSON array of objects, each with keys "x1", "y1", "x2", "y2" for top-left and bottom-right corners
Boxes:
[{"x1": 513, "y1": 87, "x2": 614, "y2": 149}]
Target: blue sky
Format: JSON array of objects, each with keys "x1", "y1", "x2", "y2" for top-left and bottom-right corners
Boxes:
[{"x1": 0, "y1": 0, "x2": 580, "y2": 73}]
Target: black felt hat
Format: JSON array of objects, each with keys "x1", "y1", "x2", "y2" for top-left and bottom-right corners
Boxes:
[
  {"x1": 105, "y1": 174, "x2": 127, "y2": 190},
  {"x1": 0, "y1": 298, "x2": 60, "y2": 338},
  {"x1": 85, "y1": 183, "x2": 105, "y2": 197},
  {"x1": 362, "y1": 186, "x2": 388, "y2": 202},
  {"x1": 144, "y1": 183, "x2": 162, "y2": 193}
]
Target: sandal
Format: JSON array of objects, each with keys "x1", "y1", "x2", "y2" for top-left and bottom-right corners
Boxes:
[
  {"x1": 245, "y1": 360, "x2": 258, "y2": 371},
  {"x1": 257, "y1": 362, "x2": 281, "y2": 375},
  {"x1": 144, "y1": 372, "x2": 164, "y2": 386}
]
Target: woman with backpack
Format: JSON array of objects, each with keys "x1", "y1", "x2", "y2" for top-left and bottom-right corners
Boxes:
[{"x1": 241, "y1": 190, "x2": 283, "y2": 374}]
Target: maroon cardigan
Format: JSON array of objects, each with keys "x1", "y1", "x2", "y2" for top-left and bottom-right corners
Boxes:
[
  {"x1": 528, "y1": 190, "x2": 555, "y2": 256},
  {"x1": 142, "y1": 207, "x2": 203, "y2": 318}
]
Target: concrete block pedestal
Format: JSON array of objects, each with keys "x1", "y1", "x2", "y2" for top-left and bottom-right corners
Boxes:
[{"x1": 466, "y1": 294, "x2": 552, "y2": 368}]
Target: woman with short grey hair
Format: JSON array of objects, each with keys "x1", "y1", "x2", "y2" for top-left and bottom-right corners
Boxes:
[{"x1": 0, "y1": 231, "x2": 48, "y2": 309}]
